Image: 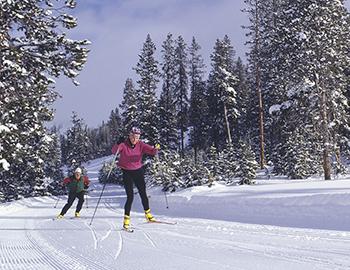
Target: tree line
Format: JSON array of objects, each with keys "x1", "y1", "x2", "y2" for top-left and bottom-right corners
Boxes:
[{"x1": 1, "y1": 0, "x2": 350, "y2": 201}]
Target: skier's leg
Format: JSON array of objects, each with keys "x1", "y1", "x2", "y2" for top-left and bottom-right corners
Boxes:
[
  {"x1": 133, "y1": 168, "x2": 150, "y2": 211},
  {"x1": 75, "y1": 191, "x2": 85, "y2": 213},
  {"x1": 122, "y1": 170, "x2": 134, "y2": 216},
  {"x1": 60, "y1": 193, "x2": 76, "y2": 215}
]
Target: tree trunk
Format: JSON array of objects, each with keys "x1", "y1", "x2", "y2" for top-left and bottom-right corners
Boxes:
[
  {"x1": 315, "y1": 72, "x2": 331, "y2": 180},
  {"x1": 180, "y1": 129, "x2": 184, "y2": 158},
  {"x1": 223, "y1": 104, "x2": 232, "y2": 145},
  {"x1": 194, "y1": 146, "x2": 198, "y2": 164},
  {"x1": 255, "y1": 0, "x2": 265, "y2": 169}
]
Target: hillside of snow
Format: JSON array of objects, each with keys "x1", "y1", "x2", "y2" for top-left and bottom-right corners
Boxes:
[{"x1": 0, "y1": 156, "x2": 350, "y2": 270}]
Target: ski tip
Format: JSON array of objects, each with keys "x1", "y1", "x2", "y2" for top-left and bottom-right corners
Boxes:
[{"x1": 147, "y1": 220, "x2": 177, "y2": 225}]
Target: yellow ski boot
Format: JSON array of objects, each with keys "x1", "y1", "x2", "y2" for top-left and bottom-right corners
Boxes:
[
  {"x1": 123, "y1": 215, "x2": 130, "y2": 229},
  {"x1": 75, "y1": 212, "x2": 80, "y2": 218},
  {"x1": 145, "y1": 209, "x2": 155, "y2": 222}
]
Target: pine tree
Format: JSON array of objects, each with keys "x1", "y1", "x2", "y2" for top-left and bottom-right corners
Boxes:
[
  {"x1": 243, "y1": 0, "x2": 273, "y2": 169},
  {"x1": 119, "y1": 78, "x2": 138, "y2": 137},
  {"x1": 204, "y1": 145, "x2": 220, "y2": 184},
  {"x1": 207, "y1": 36, "x2": 239, "y2": 149},
  {"x1": 108, "y1": 108, "x2": 122, "y2": 145},
  {"x1": 188, "y1": 37, "x2": 208, "y2": 162},
  {"x1": 237, "y1": 140, "x2": 258, "y2": 185},
  {"x1": 233, "y1": 58, "x2": 251, "y2": 142},
  {"x1": 174, "y1": 35, "x2": 189, "y2": 156},
  {"x1": 0, "y1": 0, "x2": 89, "y2": 201},
  {"x1": 45, "y1": 127, "x2": 64, "y2": 195},
  {"x1": 158, "y1": 33, "x2": 178, "y2": 150},
  {"x1": 64, "y1": 112, "x2": 91, "y2": 174},
  {"x1": 98, "y1": 161, "x2": 122, "y2": 185},
  {"x1": 283, "y1": 129, "x2": 320, "y2": 179},
  {"x1": 218, "y1": 145, "x2": 239, "y2": 184},
  {"x1": 134, "y1": 34, "x2": 160, "y2": 144},
  {"x1": 87, "y1": 121, "x2": 113, "y2": 159},
  {"x1": 270, "y1": 0, "x2": 350, "y2": 180},
  {"x1": 151, "y1": 150, "x2": 181, "y2": 192}
]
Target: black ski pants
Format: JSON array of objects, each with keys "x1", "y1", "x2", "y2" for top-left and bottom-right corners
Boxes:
[
  {"x1": 60, "y1": 191, "x2": 85, "y2": 215},
  {"x1": 122, "y1": 168, "x2": 149, "y2": 216}
]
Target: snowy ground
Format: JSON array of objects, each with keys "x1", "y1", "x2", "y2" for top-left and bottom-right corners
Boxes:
[{"x1": 1, "y1": 156, "x2": 350, "y2": 270}]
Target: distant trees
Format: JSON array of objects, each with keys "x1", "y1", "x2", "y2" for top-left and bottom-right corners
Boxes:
[{"x1": 3, "y1": 0, "x2": 350, "y2": 202}]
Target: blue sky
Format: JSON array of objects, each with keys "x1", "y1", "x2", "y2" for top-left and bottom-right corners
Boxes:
[
  {"x1": 53, "y1": 0, "x2": 350, "y2": 130},
  {"x1": 53, "y1": 0, "x2": 247, "y2": 129}
]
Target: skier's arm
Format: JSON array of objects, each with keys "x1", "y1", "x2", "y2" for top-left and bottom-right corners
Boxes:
[
  {"x1": 62, "y1": 177, "x2": 71, "y2": 186},
  {"x1": 83, "y1": 176, "x2": 90, "y2": 189},
  {"x1": 112, "y1": 143, "x2": 123, "y2": 155},
  {"x1": 141, "y1": 142, "x2": 159, "y2": 156}
]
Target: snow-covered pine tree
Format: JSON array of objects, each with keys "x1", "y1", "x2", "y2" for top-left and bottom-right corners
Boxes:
[
  {"x1": 0, "y1": 0, "x2": 89, "y2": 201},
  {"x1": 207, "y1": 36, "x2": 239, "y2": 150},
  {"x1": 133, "y1": 34, "x2": 160, "y2": 144},
  {"x1": 87, "y1": 122, "x2": 111, "y2": 159},
  {"x1": 217, "y1": 144, "x2": 239, "y2": 184},
  {"x1": 258, "y1": 0, "x2": 285, "y2": 166},
  {"x1": 45, "y1": 126, "x2": 64, "y2": 195},
  {"x1": 107, "y1": 107, "x2": 123, "y2": 146},
  {"x1": 174, "y1": 35, "x2": 189, "y2": 156},
  {"x1": 184, "y1": 155, "x2": 209, "y2": 187},
  {"x1": 151, "y1": 150, "x2": 182, "y2": 192},
  {"x1": 158, "y1": 33, "x2": 178, "y2": 150},
  {"x1": 188, "y1": 37, "x2": 208, "y2": 162},
  {"x1": 233, "y1": 58, "x2": 251, "y2": 142},
  {"x1": 237, "y1": 140, "x2": 258, "y2": 185},
  {"x1": 283, "y1": 128, "x2": 320, "y2": 179},
  {"x1": 204, "y1": 144, "x2": 220, "y2": 185},
  {"x1": 98, "y1": 161, "x2": 122, "y2": 185},
  {"x1": 243, "y1": 0, "x2": 272, "y2": 169},
  {"x1": 270, "y1": 82, "x2": 323, "y2": 177},
  {"x1": 270, "y1": 0, "x2": 350, "y2": 180},
  {"x1": 119, "y1": 78, "x2": 138, "y2": 137},
  {"x1": 64, "y1": 112, "x2": 91, "y2": 174}
]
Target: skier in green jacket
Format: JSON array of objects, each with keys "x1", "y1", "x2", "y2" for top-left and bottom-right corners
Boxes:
[{"x1": 57, "y1": 167, "x2": 90, "y2": 218}]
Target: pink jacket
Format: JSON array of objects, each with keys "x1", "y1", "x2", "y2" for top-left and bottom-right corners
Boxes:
[{"x1": 111, "y1": 139, "x2": 158, "y2": 170}]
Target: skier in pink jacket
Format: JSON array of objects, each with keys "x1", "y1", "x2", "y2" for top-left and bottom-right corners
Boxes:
[{"x1": 111, "y1": 127, "x2": 160, "y2": 230}]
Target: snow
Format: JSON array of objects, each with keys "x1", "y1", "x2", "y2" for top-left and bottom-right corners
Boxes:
[
  {"x1": 0, "y1": 158, "x2": 10, "y2": 171},
  {"x1": 269, "y1": 104, "x2": 281, "y2": 115},
  {"x1": 0, "y1": 125, "x2": 10, "y2": 133},
  {"x1": 1, "y1": 156, "x2": 350, "y2": 269}
]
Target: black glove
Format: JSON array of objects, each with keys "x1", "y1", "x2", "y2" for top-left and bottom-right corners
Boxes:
[{"x1": 84, "y1": 184, "x2": 89, "y2": 189}]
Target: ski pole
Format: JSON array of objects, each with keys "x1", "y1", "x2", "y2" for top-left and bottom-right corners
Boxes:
[
  {"x1": 85, "y1": 192, "x2": 88, "y2": 208},
  {"x1": 89, "y1": 153, "x2": 119, "y2": 226},
  {"x1": 54, "y1": 196, "x2": 60, "y2": 208},
  {"x1": 163, "y1": 188, "x2": 169, "y2": 209},
  {"x1": 155, "y1": 152, "x2": 169, "y2": 209}
]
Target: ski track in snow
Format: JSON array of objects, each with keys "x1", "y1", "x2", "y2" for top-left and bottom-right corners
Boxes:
[
  {"x1": 84, "y1": 220, "x2": 99, "y2": 250},
  {"x1": 1, "y1": 157, "x2": 350, "y2": 270},
  {"x1": 114, "y1": 231, "x2": 123, "y2": 260}
]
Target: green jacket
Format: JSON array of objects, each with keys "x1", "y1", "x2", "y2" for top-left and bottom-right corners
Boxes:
[{"x1": 63, "y1": 175, "x2": 90, "y2": 193}]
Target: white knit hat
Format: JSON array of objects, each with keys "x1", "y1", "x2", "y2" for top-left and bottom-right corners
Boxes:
[{"x1": 74, "y1": 167, "x2": 82, "y2": 174}]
